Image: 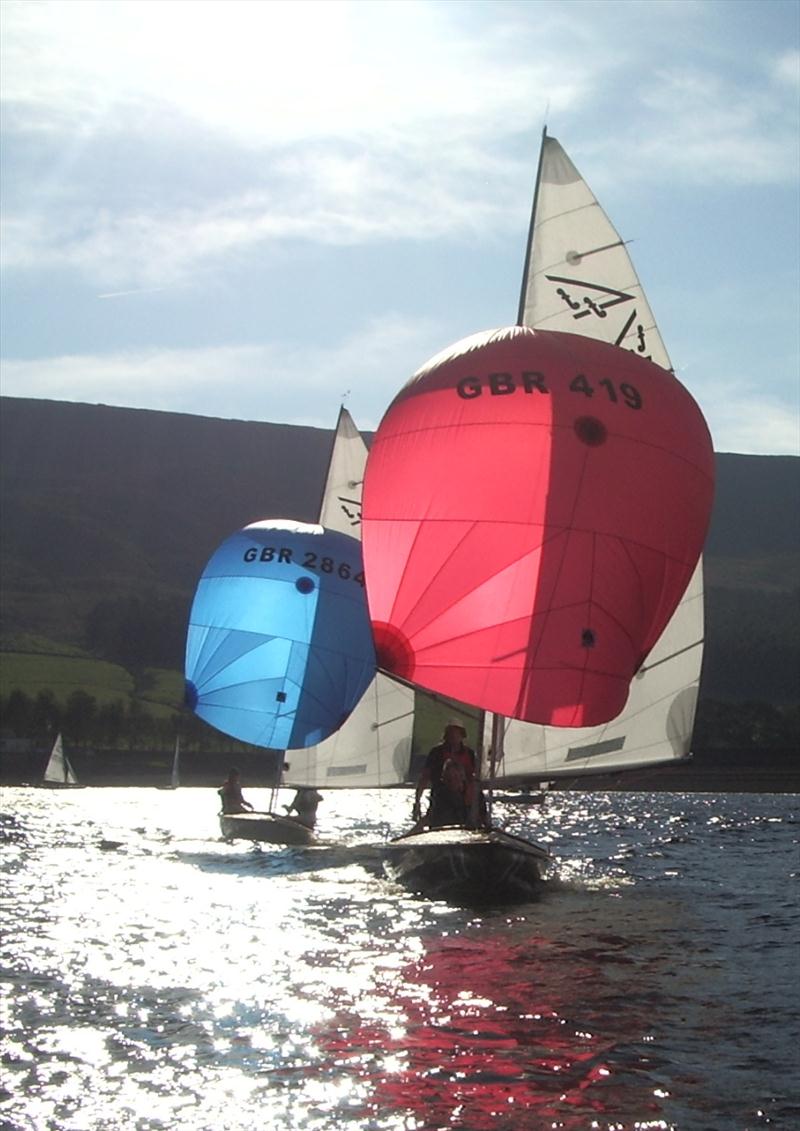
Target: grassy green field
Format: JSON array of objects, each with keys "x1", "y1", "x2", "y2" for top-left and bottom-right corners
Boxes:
[
  {"x1": 1, "y1": 652, "x2": 133, "y2": 703},
  {"x1": 0, "y1": 650, "x2": 183, "y2": 717}
]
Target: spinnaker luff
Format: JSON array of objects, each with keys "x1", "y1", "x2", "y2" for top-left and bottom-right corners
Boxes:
[
  {"x1": 362, "y1": 326, "x2": 714, "y2": 728},
  {"x1": 185, "y1": 519, "x2": 376, "y2": 749}
]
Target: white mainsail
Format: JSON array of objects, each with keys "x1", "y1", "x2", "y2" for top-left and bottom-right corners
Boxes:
[
  {"x1": 283, "y1": 406, "x2": 416, "y2": 788},
  {"x1": 489, "y1": 132, "x2": 705, "y2": 782},
  {"x1": 43, "y1": 733, "x2": 80, "y2": 785}
]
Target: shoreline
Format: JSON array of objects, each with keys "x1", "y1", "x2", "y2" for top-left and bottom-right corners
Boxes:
[{"x1": 2, "y1": 746, "x2": 797, "y2": 794}]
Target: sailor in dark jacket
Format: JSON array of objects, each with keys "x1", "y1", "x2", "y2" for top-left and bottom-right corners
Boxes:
[
  {"x1": 218, "y1": 768, "x2": 254, "y2": 814},
  {"x1": 412, "y1": 720, "x2": 485, "y2": 829}
]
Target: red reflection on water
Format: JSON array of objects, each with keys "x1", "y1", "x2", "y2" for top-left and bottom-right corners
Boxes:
[{"x1": 313, "y1": 924, "x2": 668, "y2": 1130}]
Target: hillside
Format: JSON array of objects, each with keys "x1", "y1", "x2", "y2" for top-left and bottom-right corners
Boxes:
[
  {"x1": 1, "y1": 396, "x2": 798, "y2": 717},
  {"x1": 0, "y1": 398, "x2": 331, "y2": 645}
]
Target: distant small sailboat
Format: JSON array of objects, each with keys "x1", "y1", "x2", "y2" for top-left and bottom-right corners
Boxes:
[
  {"x1": 40, "y1": 733, "x2": 83, "y2": 789},
  {"x1": 170, "y1": 737, "x2": 180, "y2": 789},
  {"x1": 157, "y1": 737, "x2": 181, "y2": 789}
]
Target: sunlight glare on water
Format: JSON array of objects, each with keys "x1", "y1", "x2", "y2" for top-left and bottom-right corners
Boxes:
[{"x1": 1, "y1": 786, "x2": 798, "y2": 1130}]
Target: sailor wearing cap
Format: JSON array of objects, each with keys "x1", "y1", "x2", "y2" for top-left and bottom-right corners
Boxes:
[{"x1": 412, "y1": 719, "x2": 484, "y2": 829}]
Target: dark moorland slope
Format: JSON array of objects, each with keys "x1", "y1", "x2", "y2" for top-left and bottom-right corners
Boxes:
[{"x1": 1, "y1": 396, "x2": 798, "y2": 787}]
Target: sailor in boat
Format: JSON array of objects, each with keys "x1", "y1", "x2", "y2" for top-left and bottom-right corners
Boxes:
[
  {"x1": 284, "y1": 787, "x2": 323, "y2": 829},
  {"x1": 218, "y1": 768, "x2": 255, "y2": 814},
  {"x1": 412, "y1": 720, "x2": 487, "y2": 830}
]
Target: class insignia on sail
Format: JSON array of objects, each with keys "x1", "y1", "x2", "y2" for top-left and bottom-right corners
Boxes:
[
  {"x1": 362, "y1": 325, "x2": 715, "y2": 729},
  {"x1": 184, "y1": 519, "x2": 376, "y2": 749}
]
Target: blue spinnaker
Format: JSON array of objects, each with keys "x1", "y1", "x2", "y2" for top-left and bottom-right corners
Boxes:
[{"x1": 185, "y1": 520, "x2": 376, "y2": 749}]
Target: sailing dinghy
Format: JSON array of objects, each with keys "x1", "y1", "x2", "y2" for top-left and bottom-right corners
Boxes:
[
  {"x1": 169, "y1": 736, "x2": 180, "y2": 788},
  {"x1": 157, "y1": 736, "x2": 181, "y2": 789},
  {"x1": 40, "y1": 733, "x2": 84, "y2": 789},
  {"x1": 371, "y1": 130, "x2": 714, "y2": 905},
  {"x1": 382, "y1": 825, "x2": 550, "y2": 905},
  {"x1": 208, "y1": 407, "x2": 411, "y2": 846},
  {"x1": 219, "y1": 808, "x2": 318, "y2": 846},
  {"x1": 280, "y1": 406, "x2": 416, "y2": 794}
]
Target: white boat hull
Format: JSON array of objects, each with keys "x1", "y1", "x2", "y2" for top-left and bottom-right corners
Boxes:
[
  {"x1": 383, "y1": 826, "x2": 550, "y2": 905},
  {"x1": 219, "y1": 811, "x2": 316, "y2": 846}
]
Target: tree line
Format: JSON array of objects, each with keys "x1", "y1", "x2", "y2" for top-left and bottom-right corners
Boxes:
[
  {"x1": 2, "y1": 687, "x2": 797, "y2": 756},
  {"x1": 0, "y1": 687, "x2": 246, "y2": 754}
]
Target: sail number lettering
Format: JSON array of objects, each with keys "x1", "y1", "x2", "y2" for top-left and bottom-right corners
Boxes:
[
  {"x1": 242, "y1": 545, "x2": 365, "y2": 584},
  {"x1": 569, "y1": 373, "x2": 642, "y2": 409},
  {"x1": 456, "y1": 370, "x2": 642, "y2": 409}
]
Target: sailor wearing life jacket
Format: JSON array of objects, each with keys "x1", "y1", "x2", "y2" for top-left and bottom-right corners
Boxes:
[{"x1": 413, "y1": 719, "x2": 484, "y2": 829}]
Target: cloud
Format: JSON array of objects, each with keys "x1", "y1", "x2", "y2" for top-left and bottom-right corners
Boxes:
[
  {"x1": 772, "y1": 49, "x2": 800, "y2": 88},
  {"x1": 712, "y1": 397, "x2": 799, "y2": 457},
  {"x1": 627, "y1": 60, "x2": 800, "y2": 185},
  {"x1": 3, "y1": 0, "x2": 797, "y2": 290},
  {"x1": 1, "y1": 0, "x2": 797, "y2": 458},
  {"x1": 1, "y1": 0, "x2": 586, "y2": 144},
  {"x1": 1, "y1": 143, "x2": 529, "y2": 287},
  {"x1": 692, "y1": 378, "x2": 799, "y2": 456},
  {"x1": 0, "y1": 313, "x2": 444, "y2": 430},
  {"x1": 4, "y1": 313, "x2": 798, "y2": 454}
]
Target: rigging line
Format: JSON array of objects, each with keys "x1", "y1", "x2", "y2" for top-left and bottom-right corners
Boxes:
[{"x1": 638, "y1": 637, "x2": 703, "y2": 674}]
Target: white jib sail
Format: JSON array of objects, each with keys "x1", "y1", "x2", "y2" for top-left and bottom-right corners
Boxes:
[
  {"x1": 44, "y1": 733, "x2": 79, "y2": 785},
  {"x1": 489, "y1": 133, "x2": 705, "y2": 781},
  {"x1": 283, "y1": 406, "x2": 415, "y2": 788}
]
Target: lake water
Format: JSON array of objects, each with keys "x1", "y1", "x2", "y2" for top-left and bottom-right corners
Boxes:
[{"x1": 1, "y1": 787, "x2": 798, "y2": 1131}]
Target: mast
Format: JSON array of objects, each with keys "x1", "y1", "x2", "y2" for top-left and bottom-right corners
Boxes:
[
  {"x1": 516, "y1": 126, "x2": 547, "y2": 327},
  {"x1": 485, "y1": 712, "x2": 505, "y2": 826},
  {"x1": 476, "y1": 126, "x2": 548, "y2": 816}
]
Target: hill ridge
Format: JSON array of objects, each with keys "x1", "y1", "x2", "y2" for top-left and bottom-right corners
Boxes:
[{"x1": 1, "y1": 395, "x2": 799, "y2": 708}]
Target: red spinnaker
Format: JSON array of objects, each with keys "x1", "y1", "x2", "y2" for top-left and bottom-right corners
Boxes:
[{"x1": 362, "y1": 326, "x2": 714, "y2": 727}]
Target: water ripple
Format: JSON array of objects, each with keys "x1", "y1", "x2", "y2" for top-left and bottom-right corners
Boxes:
[{"x1": 1, "y1": 786, "x2": 797, "y2": 1130}]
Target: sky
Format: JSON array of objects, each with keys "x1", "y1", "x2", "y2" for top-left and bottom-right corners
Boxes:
[{"x1": 1, "y1": 0, "x2": 798, "y2": 455}]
